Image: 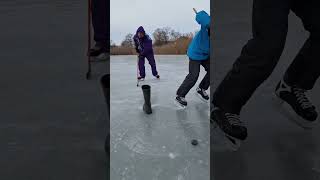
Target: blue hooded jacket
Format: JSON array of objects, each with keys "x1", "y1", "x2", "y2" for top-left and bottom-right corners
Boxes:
[
  {"x1": 133, "y1": 26, "x2": 154, "y2": 56},
  {"x1": 187, "y1": 11, "x2": 210, "y2": 61}
]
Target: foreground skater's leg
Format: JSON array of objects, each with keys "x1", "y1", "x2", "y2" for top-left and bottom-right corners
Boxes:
[
  {"x1": 274, "y1": 2, "x2": 319, "y2": 128},
  {"x1": 90, "y1": 0, "x2": 108, "y2": 59},
  {"x1": 285, "y1": 0, "x2": 320, "y2": 90},
  {"x1": 211, "y1": 0, "x2": 291, "y2": 143}
]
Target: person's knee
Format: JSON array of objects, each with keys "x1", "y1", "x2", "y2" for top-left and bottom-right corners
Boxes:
[
  {"x1": 233, "y1": 40, "x2": 285, "y2": 81},
  {"x1": 139, "y1": 64, "x2": 145, "y2": 68},
  {"x1": 240, "y1": 37, "x2": 285, "y2": 68}
]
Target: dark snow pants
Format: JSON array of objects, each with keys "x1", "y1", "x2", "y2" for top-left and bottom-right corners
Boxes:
[
  {"x1": 92, "y1": 0, "x2": 108, "y2": 49},
  {"x1": 138, "y1": 53, "x2": 158, "y2": 78},
  {"x1": 177, "y1": 58, "x2": 210, "y2": 97},
  {"x1": 213, "y1": 0, "x2": 320, "y2": 114}
]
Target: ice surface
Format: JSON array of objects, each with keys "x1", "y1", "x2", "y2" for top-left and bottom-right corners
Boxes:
[{"x1": 110, "y1": 55, "x2": 210, "y2": 180}]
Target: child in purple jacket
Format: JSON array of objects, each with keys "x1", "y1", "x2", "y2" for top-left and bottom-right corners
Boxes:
[{"x1": 133, "y1": 26, "x2": 160, "y2": 80}]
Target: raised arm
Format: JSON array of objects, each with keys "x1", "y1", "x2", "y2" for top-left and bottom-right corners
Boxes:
[{"x1": 195, "y1": 10, "x2": 210, "y2": 29}]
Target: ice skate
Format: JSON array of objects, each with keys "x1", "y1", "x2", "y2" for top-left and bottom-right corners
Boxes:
[
  {"x1": 210, "y1": 107, "x2": 247, "y2": 150},
  {"x1": 273, "y1": 79, "x2": 318, "y2": 129},
  {"x1": 175, "y1": 96, "x2": 187, "y2": 109},
  {"x1": 196, "y1": 87, "x2": 209, "y2": 102}
]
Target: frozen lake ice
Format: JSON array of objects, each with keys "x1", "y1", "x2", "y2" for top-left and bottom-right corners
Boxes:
[{"x1": 110, "y1": 55, "x2": 210, "y2": 180}]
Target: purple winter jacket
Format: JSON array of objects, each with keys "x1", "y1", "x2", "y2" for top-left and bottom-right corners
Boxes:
[{"x1": 133, "y1": 26, "x2": 154, "y2": 56}]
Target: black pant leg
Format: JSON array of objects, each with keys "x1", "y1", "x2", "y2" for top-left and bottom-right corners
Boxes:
[
  {"x1": 213, "y1": 0, "x2": 291, "y2": 114},
  {"x1": 284, "y1": 0, "x2": 320, "y2": 90},
  {"x1": 177, "y1": 60, "x2": 201, "y2": 97},
  {"x1": 92, "y1": 0, "x2": 108, "y2": 48},
  {"x1": 199, "y1": 58, "x2": 210, "y2": 90}
]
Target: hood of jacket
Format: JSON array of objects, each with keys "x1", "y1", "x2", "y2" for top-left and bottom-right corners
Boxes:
[{"x1": 136, "y1": 26, "x2": 146, "y2": 35}]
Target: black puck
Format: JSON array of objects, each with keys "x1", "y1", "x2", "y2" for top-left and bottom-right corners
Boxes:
[{"x1": 191, "y1": 139, "x2": 198, "y2": 146}]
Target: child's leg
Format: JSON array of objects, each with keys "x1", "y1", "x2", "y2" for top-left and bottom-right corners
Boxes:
[
  {"x1": 176, "y1": 60, "x2": 201, "y2": 97},
  {"x1": 146, "y1": 54, "x2": 158, "y2": 76},
  {"x1": 138, "y1": 56, "x2": 146, "y2": 78},
  {"x1": 199, "y1": 59, "x2": 210, "y2": 90}
]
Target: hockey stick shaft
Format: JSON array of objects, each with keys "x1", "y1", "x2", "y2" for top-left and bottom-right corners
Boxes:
[
  {"x1": 193, "y1": 8, "x2": 197, "y2": 14},
  {"x1": 136, "y1": 56, "x2": 139, "y2": 86}
]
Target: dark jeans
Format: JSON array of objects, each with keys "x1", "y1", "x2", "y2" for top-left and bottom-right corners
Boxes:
[
  {"x1": 92, "y1": 0, "x2": 108, "y2": 49},
  {"x1": 177, "y1": 58, "x2": 210, "y2": 97},
  {"x1": 138, "y1": 54, "x2": 158, "y2": 78},
  {"x1": 213, "y1": 0, "x2": 320, "y2": 114}
]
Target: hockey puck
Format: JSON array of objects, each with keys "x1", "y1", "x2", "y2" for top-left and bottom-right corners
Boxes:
[{"x1": 191, "y1": 139, "x2": 198, "y2": 146}]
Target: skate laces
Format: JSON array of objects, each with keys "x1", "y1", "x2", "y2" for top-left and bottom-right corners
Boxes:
[
  {"x1": 225, "y1": 113, "x2": 243, "y2": 126},
  {"x1": 292, "y1": 87, "x2": 313, "y2": 109}
]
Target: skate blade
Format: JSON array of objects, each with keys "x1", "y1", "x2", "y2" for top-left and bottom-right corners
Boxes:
[
  {"x1": 272, "y1": 94, "x2": 317, "y2": 129},
  {"x1": 210, "y1": 120, "x2": 241, "y2": 151},
  {"x1": 195, "y1": 92, "x2": 210, "y2": 103},
  {"x1": 174, "y1": 99, "x2": 187, "y2": 110}
]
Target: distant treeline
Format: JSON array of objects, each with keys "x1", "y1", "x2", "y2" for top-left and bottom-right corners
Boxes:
[{"x1": 111, "y1": 27, "x2": 194, "y2": 55}]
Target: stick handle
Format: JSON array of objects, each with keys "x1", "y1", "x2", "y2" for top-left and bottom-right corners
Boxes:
[{"x1": 193, "y1": 8, "x2": 197, "y2": 14}]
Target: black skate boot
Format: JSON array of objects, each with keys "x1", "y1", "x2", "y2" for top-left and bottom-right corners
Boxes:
[
  {"x1": 175, "y1": 96, "x2": 187, "y2": 108},
  {"x1": 88, "y1": 43, "x2": 108, "y2": 61},
  {"x1": 155, "y1": 75, "x2": 160, "y2": 79},
  {"x1": 196, "y1": 87, "x2": 209, "y2": 102},
  {"x1": 211, "y1": 107, "x2": 247, "y2": 149},
  {"x1": 274, "y1": 79, "x2": 318, "y2": 129},
  {"x1": 138, "y1": 77, "x2": 145, "y2": 81}
]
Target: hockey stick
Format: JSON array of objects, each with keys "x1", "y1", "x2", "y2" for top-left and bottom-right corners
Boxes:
[
  {"x1": 136, "y1": 37, "x2": 143, "y2": 87},
  {"x1": 193, "y1": 8, "x2": 197, "y2": 14},
  {"x1": 136, "y1": 56, "x2": 139, "y2": 87},
  {"x1": 86, "y1": 0, "x2": 92, "y2": 79}
]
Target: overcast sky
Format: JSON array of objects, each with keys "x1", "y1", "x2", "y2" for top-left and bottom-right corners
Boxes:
[{"x1": 111, "y1": 0, "x2": 210, "y2": 45}]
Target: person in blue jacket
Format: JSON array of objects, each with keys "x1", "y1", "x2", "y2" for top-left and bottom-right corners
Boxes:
[
  {"x1": 133, "y1": 26, "x2": 160, "y2": 80},
  {"x1": 175, "y1": 10, "x2": 210, "y2": 108}
]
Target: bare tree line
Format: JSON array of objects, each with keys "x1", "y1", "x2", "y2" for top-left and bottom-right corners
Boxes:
[{"x1": 112, "y1": 27, "x2": 194, "y2": 47}]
